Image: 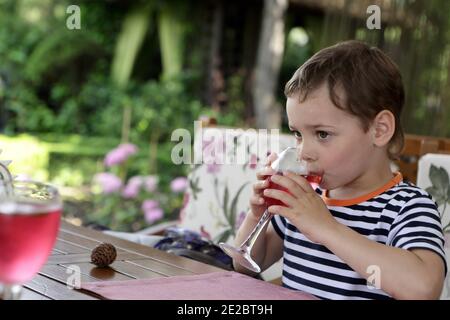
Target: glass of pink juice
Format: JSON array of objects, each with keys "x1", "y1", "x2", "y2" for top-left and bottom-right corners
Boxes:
[
  {"x1": 219, "y1": 147, "x2": 321, "y2": 273},
  {"x1": 0, "y1": 181, "x2": 61, "y2": 299},
  {"x1": 263, "y1": 173, "x2": 322, "y2": 207}
]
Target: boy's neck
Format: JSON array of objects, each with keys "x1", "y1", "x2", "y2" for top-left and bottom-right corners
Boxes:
[{"x1": 327, "y1": 158, "x2": 395, "y2": 200}]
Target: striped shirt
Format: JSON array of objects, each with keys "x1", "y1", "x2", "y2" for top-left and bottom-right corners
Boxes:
[{"x1": 271, "y1": 172, "x2": 447, "y2": 300}]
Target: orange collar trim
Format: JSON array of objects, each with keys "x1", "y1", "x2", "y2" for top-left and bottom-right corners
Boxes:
[{"x1": 322, "y1": 172, "x2": 403, "y2": 207}]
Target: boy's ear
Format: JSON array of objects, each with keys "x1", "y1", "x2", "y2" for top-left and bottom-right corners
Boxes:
[{"x1": 371, "y1": 110, "x2": 395, "y2": 147}]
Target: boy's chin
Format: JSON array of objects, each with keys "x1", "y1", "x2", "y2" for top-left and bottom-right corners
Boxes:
[
  {"x1": 318, "y1": 180, "x2": 333, "y2": 190},
  {"x1": 318, "y1": 181, "x2": 327, "y2": 190}
]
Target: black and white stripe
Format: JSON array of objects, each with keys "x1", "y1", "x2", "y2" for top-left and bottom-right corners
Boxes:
[{"x1": 271, "y1": 181, "x2": 447, "y2": 300}]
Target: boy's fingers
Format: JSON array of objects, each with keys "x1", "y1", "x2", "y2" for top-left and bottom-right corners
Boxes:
[
  {"x1": 250, "y1": 195, "x2": 265, "y2": 205},
  {"x1": 256, "y1": 167, "x2": 276, "y2": 180},
  {"x1": 267, "y1": 205, "x2": 291, "y2": 217},
  {"x1": 263, "y1": 189, "x2": 296, "y2": 208},
  {"x1": 253, "y1": 180, "x2": 268, "y2": 193},
  {"x1": 265, "y1": 152, "x2": 278, "y2": 166},
  {"x1": 284, "y1": 171, "x2": 315, "y2": 193}
]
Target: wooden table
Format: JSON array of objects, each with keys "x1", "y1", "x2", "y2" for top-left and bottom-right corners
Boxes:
[{"x1": 22, "y1": 221, "x2": 224, "y2": 300}]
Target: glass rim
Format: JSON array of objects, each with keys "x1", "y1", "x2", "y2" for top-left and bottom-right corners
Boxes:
[
  {"x1": 0, "y1": 180, "x2": 62, "y2": 212},
  {"x1": 271, "y1": 147, "x2": 310, "y2": 174}
]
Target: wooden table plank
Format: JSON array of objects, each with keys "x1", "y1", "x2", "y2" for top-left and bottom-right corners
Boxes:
[
  {"x1": 40, "y1": 264, "x2": 99, "y2": 284},
  {"x1": 60, "y1": 262, "x2": 133, "y2": 281},
  {"x1": 57, "y1": 230, "x2": 103, "y2": 250},
  {"x1": 24, "y1": 221, "x2": 226, "y2": 299},
  {"x1": 126, "y1": 259, "x2": 196, "y2": 277},
  {"x1": 105, "y1": 261, "x2": 165, "y2": 279},
  {"x1": 21, "y1": 287, "x2": 51, "y2": 300},
  {"x1": 51, "y1": 248, "x2": 65, "y2": 255},
  {"x1": 24, "y1": 274, "x2": 96, "y2": 300},
  {"x1": 60, "y1": 221, "x2": 224, "y2": 274},
  {"x1": 54, "y1": 240, "x2": 90, "y2": 254},
  {"x1": 46, "y1": 251, "x2": 144, "y2": 265}
]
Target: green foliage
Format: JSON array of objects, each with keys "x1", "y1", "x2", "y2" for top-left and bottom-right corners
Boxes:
[
  {"x1": 0, "y1": 134, "x2": 49, "y2": 181},
  {"x1": 0, "y1": 0, "x2": 248, "y2": 232},
  {"x1": 90, "y1": 182, "x2": 183, "y2": 232},
  {"x1": 111, "y1": 3, "x2": 152, "y2": 88},
  {"x1": 88, "y1": 146, "x2": 185, "y2": 232},
  {"x1": 25, "y1": 29, "x2": 104, "y2": 84},
  {"x1": 158, "y1": 1, "x2": 186, "y2": 79}
]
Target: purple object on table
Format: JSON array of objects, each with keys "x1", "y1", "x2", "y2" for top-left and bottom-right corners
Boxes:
[{"x1": 80, "y1": 271, "x2": 318, "y2": 300}]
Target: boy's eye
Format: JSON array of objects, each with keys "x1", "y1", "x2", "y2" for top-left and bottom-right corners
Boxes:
[
  {"x1": 317, "y1": 131, "x2": 330, "y2": 140},
  {"x1": 293, "y1": 131, "x2": 302, "y2": 139}
]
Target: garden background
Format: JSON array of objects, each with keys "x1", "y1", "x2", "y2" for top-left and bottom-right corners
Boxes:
[{"x1": 1, "y1": 0, "x2": 449, "y2": 232}]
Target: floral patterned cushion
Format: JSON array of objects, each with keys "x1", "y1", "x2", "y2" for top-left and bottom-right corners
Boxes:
[
  {"x1": 178, "y1": 127, "x2": 296, "y2": 245},
  {"x1": 417, "y1": 153, "x2": 450, "y2": 300}
]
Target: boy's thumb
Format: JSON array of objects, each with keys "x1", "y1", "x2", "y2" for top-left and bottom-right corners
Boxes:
[{"x1": 265, "y1": 152, "x2": 278, "y2": 165}]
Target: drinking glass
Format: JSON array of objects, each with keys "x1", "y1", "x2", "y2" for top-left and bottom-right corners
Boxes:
[
  {"x1": 219, "y1": 147, "x2": 322, "y2": 273},
  {"x1": 0, "y1": 180, "x2": 62, "y2": 300}
]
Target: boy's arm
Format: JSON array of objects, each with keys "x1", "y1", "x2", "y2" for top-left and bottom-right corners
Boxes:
[
  {"x1": 233, "y1": 210, "x2": 283, "y2": 276},
  {"x1": 320, "y1": 223, "x2": 445, "y2": 299}
]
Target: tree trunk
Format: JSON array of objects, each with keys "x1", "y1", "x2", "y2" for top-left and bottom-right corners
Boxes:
[
  {"x1": 205, "y1": 1, "x2": 225, "y2": 112},
  {"x1": 253, "y1": 0, "x2": 288, "y2": 129},
  {"x1": 158, "y1": 3, "x2": 185, "y2": 80},
  {"x1": 242, "y1": 4, "x2": 262, "y2": 124}
]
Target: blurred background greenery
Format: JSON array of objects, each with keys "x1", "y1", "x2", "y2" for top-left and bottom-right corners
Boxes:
[{"x1": 0, "y1": 0, "x2": 449, "y2": 231}]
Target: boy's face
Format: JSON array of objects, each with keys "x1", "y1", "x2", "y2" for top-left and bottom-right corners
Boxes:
[{"x1": 286, "y1": 83, "x2": 375, "y2": 190}]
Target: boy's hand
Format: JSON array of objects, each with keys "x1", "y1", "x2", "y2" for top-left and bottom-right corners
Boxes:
[
  {"x1": 264, "y1": 171, "x2": 338, "y2": 244},
  {"x1": 249, "y1": 152, "x2": 277, "y2": 220}
]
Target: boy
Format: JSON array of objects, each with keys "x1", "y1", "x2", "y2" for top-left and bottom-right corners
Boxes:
[{"x1": 234, "y1": 40, "x2": 446, "y2": 299}]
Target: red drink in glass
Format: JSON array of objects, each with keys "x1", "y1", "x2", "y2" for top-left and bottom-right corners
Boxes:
[
  {"x1": 0, "y1": 208, "x2": 61, "y2": 284},
  {"x1": 263, "y1": 173, "x2": 322, "y2": 207},
  {"x1": 0, "y1": 180, "x2": 62, "y2": 299},
  {"x1": 219, "y1": 147, "x2": 317, "y2": 273}
]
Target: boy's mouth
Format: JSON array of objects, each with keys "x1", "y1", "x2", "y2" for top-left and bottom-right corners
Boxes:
[{"x1": 308, "y1": 170, "x2": 323, "y2": 178}]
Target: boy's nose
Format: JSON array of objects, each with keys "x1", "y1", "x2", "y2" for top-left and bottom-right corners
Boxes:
[{"x1": 296, "y1": 145, "x2": 315, "y2": 162}]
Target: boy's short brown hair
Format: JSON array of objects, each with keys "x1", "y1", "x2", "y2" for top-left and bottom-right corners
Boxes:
[{"x1": 285, "y1": 40, "x2": 405, "y2": 160}]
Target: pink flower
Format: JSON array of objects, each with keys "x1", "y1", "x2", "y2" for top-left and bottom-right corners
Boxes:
[
  {"x1": 122, "y1": 176, "x2": 143, "y2": 199},
  {"x1": 120, "y1": 143, "x2": 138, "y2": 155},
  {"x1": 93, "y1": 173, "x2": 122, "y2": 194},
  {"x1": 141, "y1": 199, "x2": 160, "y2": 212},
  {"x1": 143, "y1": 175, "x2": 158, "y2": 192},
  {"x1": 206, "y1": 163, "x2": 221, "y2": 174},
  {"x1": 235, "y1": 211, "x2": 246, "y2": 230},
  {"x1": 202, "y1": 135, "x2": 225, "y2": 165},
  {"x1": 104, "y1": 143, "x2": 138, "y2": 167},
  {"x1": 144, "y1": 207, "x2": 164, "y2": 224},
  {"x1": 249, "y1": 154, "x2": 258, "y2": 169},
  {"x1": 200, "y1": 225, "x2": 211, "y2": 240},
  {"x1": 170, "y1": 177, "x2": 189, "y2": 193},
  {"x1": 142, "y1": 199, "x2": 164, "y2": 224}
]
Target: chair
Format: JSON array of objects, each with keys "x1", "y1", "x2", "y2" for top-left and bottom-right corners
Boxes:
[
  {"x1": 416, "y1": 153, "x2": 450, "y2": 300},
  {"x1": 394, "y1": 134, "x2": 450, "y2": 184},
  {"x1": 174, "y1": 117, "x2": 295, "y2": 281},
  {"x1": 126, "y1": 116, "x2": 293, "y2": 281}
]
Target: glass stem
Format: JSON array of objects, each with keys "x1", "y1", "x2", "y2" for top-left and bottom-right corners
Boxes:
[
  {"x1": 239, "y1": 209, "x2": 271, "y2": 252},
  {"x1": 0, "y1": 284, "x2": 22, "y2": 300}
]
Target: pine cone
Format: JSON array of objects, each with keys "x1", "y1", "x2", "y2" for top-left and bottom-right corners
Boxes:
[{"x1": 91, "y1": 243, "x2": 117, "y2": 267}]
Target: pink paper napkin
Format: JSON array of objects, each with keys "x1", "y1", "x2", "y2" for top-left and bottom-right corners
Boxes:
[{"x1": 80, "y1": 271, "x2": 317, "y2": 300}]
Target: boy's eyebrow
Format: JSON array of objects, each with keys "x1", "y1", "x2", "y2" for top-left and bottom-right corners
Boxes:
[{"x1": 288, "y1": 124, "x2": 336, "y2": 130}]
